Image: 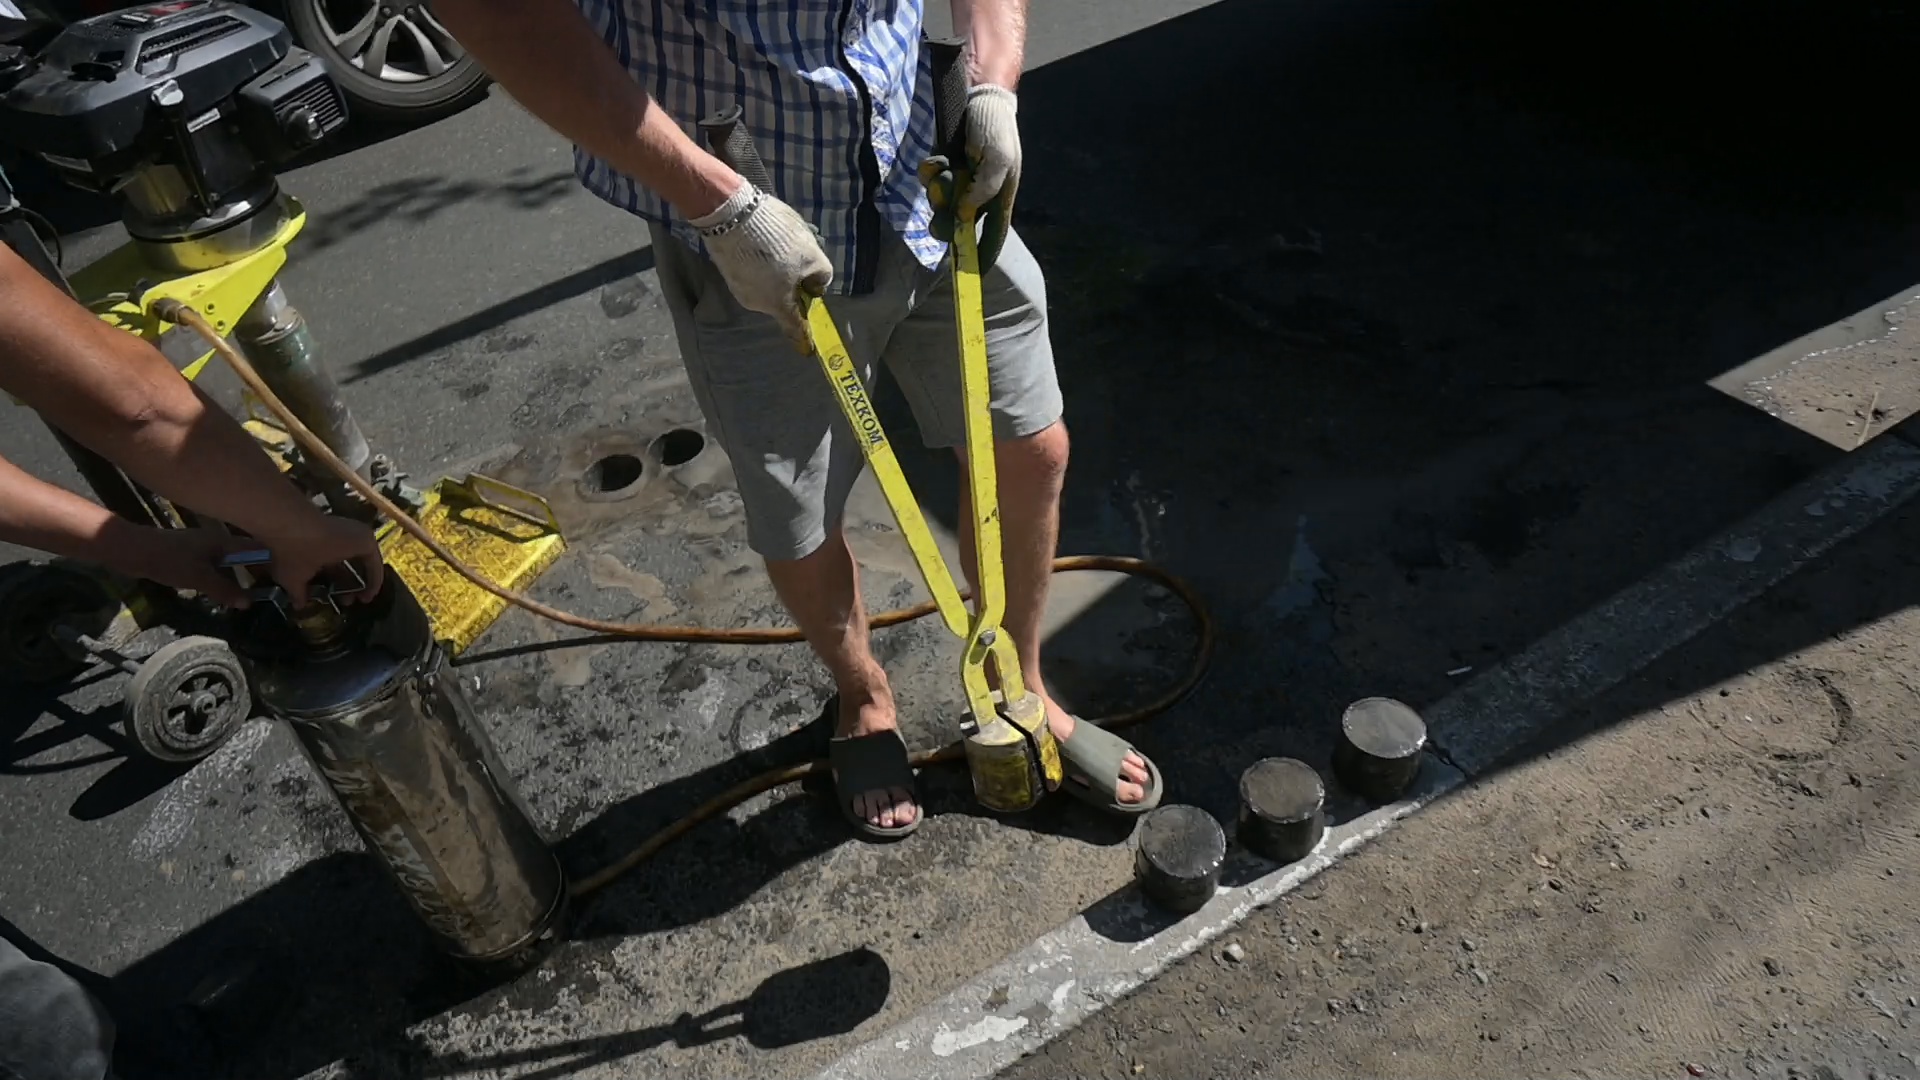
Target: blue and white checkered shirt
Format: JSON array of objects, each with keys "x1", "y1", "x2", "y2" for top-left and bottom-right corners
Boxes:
[{"x1": 571, "y1": 0, "x2": 947, "y2": 295}]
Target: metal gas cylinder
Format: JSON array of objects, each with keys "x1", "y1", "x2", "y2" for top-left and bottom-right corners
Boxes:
[{"x1": 249, "y1": 579, "x2": 568, "y2": 966}]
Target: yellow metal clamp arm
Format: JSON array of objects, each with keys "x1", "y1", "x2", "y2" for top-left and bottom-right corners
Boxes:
[
  {"x1": 801, "y1": 208, "x2": 1062, "y2": 814},
  {"x1": 799, "y1": 224, "x2": 1012, "y2": 734},
  {"x1": 940, "y1": 200, "x2": 1063, "y2": 809},
  {"x1": 914, "y1": 37, "x2": 1016, "y2": 711},
  {"x1": 801, "y1": 301, "x2": 971, "y2": 642},
  {"x1": 946, "y1": 208, "x2": 1030, "y2": 720}
]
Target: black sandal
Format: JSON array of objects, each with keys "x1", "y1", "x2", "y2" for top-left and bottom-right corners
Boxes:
[
  {"x1": 1055, "y1": 715, "x2": 1165, "y2": 815},
  {"x1": 820, "y1": 695, "x2": 922, "y2": 840}
]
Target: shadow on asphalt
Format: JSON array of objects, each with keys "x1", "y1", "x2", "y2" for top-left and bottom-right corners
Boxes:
[
  {"x1": 66, "y1": 750, "x2": 194, "y2": 822},
  {"x1": 1484, "y1": 494, "x2": 1920, "y2": 781},
  {"x1": 341, "y1": 246, "x2": 658, "y2": 383},
  {"x1": 0, "y1": 674, "x2": 196, "y2": 820},
  {"x1": 363, "y1": 947, "x2": 892, "y2": 1080},
  {"x1": 31, "y1": 0, "x2": 1920, "y2": 1075},
  {"x1": 290, "y1": 163, "x2": 584, "y2": 255},
  {"x1": 0, "y1": 672, "x2": 118, "y2": 777}
]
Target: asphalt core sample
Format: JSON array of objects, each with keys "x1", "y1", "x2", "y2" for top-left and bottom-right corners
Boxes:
[
  {"x1": 1333, "y1": 696, "x2": 1428, "y2": 803},
  {"x1": 1135, "y1": 804, "x2": 1228, "y2": 914},
  {"x1": 1236, "y1": 757, "x2": 1326, "y2": 864}
]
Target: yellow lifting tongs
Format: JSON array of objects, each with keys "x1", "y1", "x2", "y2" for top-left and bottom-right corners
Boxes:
[{"x1": 697, "y1": 35, "x2": 1064, "y2": 814}]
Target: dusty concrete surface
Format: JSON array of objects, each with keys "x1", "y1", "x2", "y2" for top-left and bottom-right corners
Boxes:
[
  {"x1": 1, "y1": 0, "x2": 1917, "y2": 1077},
  {"x1": 1718, "y1": 289, "x2": 1920, "y2": 453},
  {"x1": 1001, "y1": 500, "x2": 1920, "y2": 1080}
]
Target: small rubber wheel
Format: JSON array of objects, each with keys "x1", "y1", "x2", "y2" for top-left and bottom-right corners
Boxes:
[
  {"x1": 0, "y1": 561, "x2": 117, "y2": 685},
  {"x1": 125, "y1": 636, "x2": 252, "y2": 764}
]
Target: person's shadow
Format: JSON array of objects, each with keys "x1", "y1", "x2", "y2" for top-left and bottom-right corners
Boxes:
[{"x1": 325, "y1": 947, "x2": 892, "y2": 1080}]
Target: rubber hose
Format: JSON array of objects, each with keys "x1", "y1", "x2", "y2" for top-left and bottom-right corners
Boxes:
[{"x1": 159, "y1": 300, "x2": 1215, "y2": 899}]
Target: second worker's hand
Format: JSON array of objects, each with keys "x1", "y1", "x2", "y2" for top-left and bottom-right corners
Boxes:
[
  {"x1": 108, "y1": 526, "x2": 263, "y2": 609},
  {"x1": 690, "y1": 178, "x2": 834, "y2": 353},
  {"x1": 254, "y1": 515, "x2": 387, "y2": 609},
  {"x1": 959, "y1": 84, "x2": 1020, "y2": 274},
  {"x1": 958, "y1": 84, "x2": 1020, "y2": 214}
]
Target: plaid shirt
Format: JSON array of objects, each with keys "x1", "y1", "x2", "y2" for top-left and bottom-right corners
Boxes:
[{"x1": 572, "y1": 0, "x2": 946, "y2": 295}]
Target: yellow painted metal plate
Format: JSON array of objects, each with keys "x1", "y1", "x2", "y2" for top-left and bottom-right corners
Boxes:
[
  {"x1": 377, "y1": 474, "x2": 566, "y2": 656},
  {"x1": 8, "y1": 198, "x2": 308, "y2": 408},
  {"x1": 241, "y1": 419, "x2": 296, "y2": 474},
  {"x1": 67, "y1": 197, "x2": 307, "y2": 348}
]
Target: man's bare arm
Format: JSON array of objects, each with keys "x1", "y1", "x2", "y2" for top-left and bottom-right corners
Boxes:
[
  {"x1": 431, "y1": 0, "x2": 741, "y2": 217},
  {"x1": 951, "y1": 0, "x2": 1028, "y2": 88},
  {"x1": 0, "y1": 453, "x2": 261, "y2": 604},
  {"x1": 0, "y1": 453, "x2": 148, "y2": 569},
  {"x1": 0, "y1": 246, "x2": 331, "y2": 543},
  {"x1": 0, "y1": 244, "x2": 386, "y2": 602}
]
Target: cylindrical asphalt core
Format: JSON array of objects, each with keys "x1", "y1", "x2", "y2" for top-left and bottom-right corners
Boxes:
[
  {"x1": 1134, "y1": 804, "x2": 1227, "y2": 914},
  {"x1": 1333, "y1": 696, "x2": 1428, "y2": 803},
  {"x1": 1237, "y1": 756, "x2": 1326, "y2": 863}
]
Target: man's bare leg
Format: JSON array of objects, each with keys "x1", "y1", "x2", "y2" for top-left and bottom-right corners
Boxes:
[
  {"x1": 955, "y1": 420, "x2": 1151, "y2": 806},
  {"x1": 764, "y1": 530, "x2": 918, "y2": 829}
]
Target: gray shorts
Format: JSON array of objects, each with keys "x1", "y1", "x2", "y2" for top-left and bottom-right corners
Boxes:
[{"x1": 649, "y1": 223, "x2": 1064, "y2": 561}]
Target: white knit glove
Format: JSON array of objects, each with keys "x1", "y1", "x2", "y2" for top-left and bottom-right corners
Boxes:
[
  {"x1": 690, "y1": 179, "x2": 834, "y2": 351},
  {"x1": 959, "y1": 84, "x2": 1021, "y2": 214}
]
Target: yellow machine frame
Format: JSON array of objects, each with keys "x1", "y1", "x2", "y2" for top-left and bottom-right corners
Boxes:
[{"x1": 63, "y1": 196, "x2": 565, "y2": 656}]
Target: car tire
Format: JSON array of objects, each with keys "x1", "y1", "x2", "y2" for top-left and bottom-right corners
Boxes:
[{"x1": 273, "y1": 0, "x2": 491, "y2": 126}]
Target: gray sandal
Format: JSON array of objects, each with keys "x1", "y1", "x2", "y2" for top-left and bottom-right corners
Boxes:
[
  {"x1": 823, "y1": 696, "x2": 922, "y2": 840},
  {"x1": 1055, "y1": 717, "x2": 1164, "y2": 815}
]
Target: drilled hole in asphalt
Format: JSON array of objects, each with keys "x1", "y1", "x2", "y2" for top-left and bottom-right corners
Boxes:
[
  {"x1": 583, "y1": 453, "x2": 644, "y2": 494},
  {"x1": 651, "y1": 428, "x2": 705, "y2": 467}
]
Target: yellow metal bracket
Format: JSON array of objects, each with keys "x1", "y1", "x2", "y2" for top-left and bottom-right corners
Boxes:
[
  {"x1": 375, "y1": 473, "x2": 568, "y2": 657},
  {"x1": 7, "y1": 199, "x2": 304, "y2": 408},
  {"x1": 75, "y1": 197, "x2": 308, "y2": 376}
]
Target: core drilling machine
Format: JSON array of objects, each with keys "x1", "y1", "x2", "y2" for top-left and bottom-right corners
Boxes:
[{"x1": 0, "y1": 0, "x2": 573, "y2": 966}]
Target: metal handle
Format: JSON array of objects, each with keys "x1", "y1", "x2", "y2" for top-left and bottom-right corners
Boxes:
[
  {"x1": 221, "y1": 549, "x2": 370, "y2": 610},
  {"x1": 462, "y1": 473, "x2": 563, "y2": 534},
  {"x1": 925, "y1": 35, "x2": 969, "y2": 164},
  {"x1": 220, "y1": 549, "x2": 275, "y2": 569},
  {"x1": 696, "y1": 104, "x2": 775, "y2": 194}
]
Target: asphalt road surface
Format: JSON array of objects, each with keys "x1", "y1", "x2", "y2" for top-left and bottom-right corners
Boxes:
[{"x1": 3, "y1": 0, "x2": 1918, "y2": 1077}]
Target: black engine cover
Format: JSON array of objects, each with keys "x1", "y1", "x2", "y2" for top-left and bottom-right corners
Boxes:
[{"x1": 0, "y1": 1, "x2": 291, "y2": 170}]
